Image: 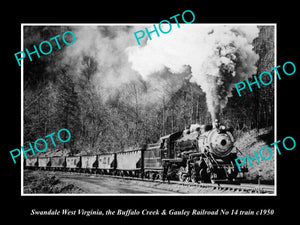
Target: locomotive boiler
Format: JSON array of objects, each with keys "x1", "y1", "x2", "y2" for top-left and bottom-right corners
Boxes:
[{"x1": 162, "y1": 123, "x2": 247, "y2": 183}]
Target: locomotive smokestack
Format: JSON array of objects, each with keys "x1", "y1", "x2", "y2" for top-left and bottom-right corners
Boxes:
[
  {"x1": 209, "y1": 95, "x2": 220, "y2": 128},
  {"x1": 212, "y1": 111, "x2": 220, "y2": 128}
]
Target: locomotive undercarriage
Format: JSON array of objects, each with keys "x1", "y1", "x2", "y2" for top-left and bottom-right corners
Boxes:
[{"x1": 163, "y1": 152, "x2": 240, "y2": 184}]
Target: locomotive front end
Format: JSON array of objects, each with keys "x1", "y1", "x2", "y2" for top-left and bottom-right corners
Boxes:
[
  {"x1": 195, "y1": 124, "x2": 243, "y2": 183},
  {"x1": 206, "y1": 126, "x2": 235, "y2": 157},
  {"x1": 198, "y1": 125, "x2": 235, "y2": 158}
]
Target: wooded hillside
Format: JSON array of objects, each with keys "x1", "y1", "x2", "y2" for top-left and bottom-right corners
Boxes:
[{"x1": 23, "y1": 25, "x2": 274, "y2": 155}]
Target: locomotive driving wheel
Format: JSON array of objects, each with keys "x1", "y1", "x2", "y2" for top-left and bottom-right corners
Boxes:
[
  {"x1": 200, "y1": 167, "x2": 211, "y2": 183},
  {"x1": 210, "y1": 173, "x2": 216, "y2": 184},
  {"x1": 198, "y1": 159, "x2": 213, "y2": 183},
  {"x1": 177, "y1": 166, "x2": 189, "y2": 182},
  {"x1": 190, "y1": 167, "x2": 198, "y2": 183}
]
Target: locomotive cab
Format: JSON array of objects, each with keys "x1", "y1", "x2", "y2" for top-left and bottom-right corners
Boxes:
[{"x1": 159, "y1": 131, "x2": 183, "y2": 160}]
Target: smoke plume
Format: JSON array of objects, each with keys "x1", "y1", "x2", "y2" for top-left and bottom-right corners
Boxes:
[
  {"x1": 60, "y1": 25, "x2": 189, "y2": 106},
  {"x1": 61, "y1": 26, "x2": 142, "y2": 99},
  {"x1": 127, "y1": 25, "x2": 260, "y2": 122}
]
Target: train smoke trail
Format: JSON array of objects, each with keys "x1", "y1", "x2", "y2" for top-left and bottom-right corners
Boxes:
[
  {"x1": 60, "y1": 26, "x2": 188, "y2": 106},
  {"x1": 61, "y1": 26, "x2": 142, "y2": 98},
  {"x1": 127, "y1": 25, "x2": 260, "y2": 124}
]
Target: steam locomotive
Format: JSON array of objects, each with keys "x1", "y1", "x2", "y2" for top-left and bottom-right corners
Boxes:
[
  {"x1": 24, "y1": 123, "x2": 247, "y2": 184},
  {"x1": 163, "y1": 123, "x2": 248, "y2": 183}
]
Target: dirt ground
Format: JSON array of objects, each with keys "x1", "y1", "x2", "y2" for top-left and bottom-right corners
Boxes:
[
  {"x1": 24, "y1": 170, "x2": 84, "y2": 193},
  {"x1": 24, "y1": 170, "x2": 179, "y2": 194},
  {"x1": 24, "y1": 170, "x2": 267, "y2": 194}
]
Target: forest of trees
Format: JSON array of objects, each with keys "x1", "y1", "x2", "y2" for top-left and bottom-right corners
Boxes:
[{"x1": 23, "y1": 26, "x2": 274, "y2": 156}]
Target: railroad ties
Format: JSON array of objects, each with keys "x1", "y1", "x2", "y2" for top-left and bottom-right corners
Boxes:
[{"x1": 63, "y1": 170, "x2": 274, "y2": 194}]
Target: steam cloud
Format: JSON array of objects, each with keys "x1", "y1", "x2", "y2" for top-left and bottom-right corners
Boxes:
[
  {"x1": 127, "y1": 25, "x2": 260, "y2": 122},
  {"x1": 62, "y1": 26, "x2": 142, "y2": 99},
  {"x1": 61, "y1": 26, "x2": 188, "y2": 106},
  {"x1": 61, "y1": 25, "x2": 259, "y2": 122}
]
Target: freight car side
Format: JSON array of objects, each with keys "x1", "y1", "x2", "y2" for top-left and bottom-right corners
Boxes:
[
  {"x1": 50, "y1": 156, "x2": 66, "y2": 171},
  {"x1": 65, "y1": 156, "x2": 81, "y2": 172},
  {"x1": 116, "y1": 148, "x2": 143, "y2": 177},
  {"x1": 98, "y1": 153, "x2": 116, "y2": 174},
  {"x1": 24, "y1": 157, "x2": 38, "y2": 169},
  {"x1": 38, "y1": 157, "x2": 51, "y2": 170},
  {"x1": 81, "y1": 155, "x2": 98, "y2": 173}
]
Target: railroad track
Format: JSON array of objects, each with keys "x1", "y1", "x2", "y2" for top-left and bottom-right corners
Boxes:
[
  {"x1": 26, "y1": 169, "x2": 274, "y2": 194},
  {"x1": 67, "y1": 172, "x2": 274, "y2": 194},
  {"x1": 105, "y1": 175, "x2": 274, "y2": 194}
]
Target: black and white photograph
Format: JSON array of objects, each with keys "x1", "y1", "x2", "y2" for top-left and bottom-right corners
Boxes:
[
  {"x1": 21, "y1": 24, "x2": 275, "y2": 195},
  {"x1": 3, "y1": 4, "x2": 298, "y2": 224}
]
